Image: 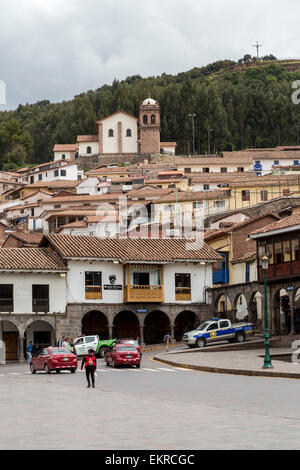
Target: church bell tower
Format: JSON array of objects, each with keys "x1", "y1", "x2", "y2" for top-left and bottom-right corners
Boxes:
[{"x1": 139, "y1": 97, "x2": 161, "y2": 155}]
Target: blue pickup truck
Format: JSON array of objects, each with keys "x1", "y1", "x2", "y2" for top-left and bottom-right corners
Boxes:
[{"x1": 182, "y1": 318, "x2": 253, "y2": 348}]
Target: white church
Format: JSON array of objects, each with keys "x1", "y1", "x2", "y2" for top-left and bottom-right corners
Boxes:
[{"x1": 53, "y1": 98, "x2": 177, "y2": 162}]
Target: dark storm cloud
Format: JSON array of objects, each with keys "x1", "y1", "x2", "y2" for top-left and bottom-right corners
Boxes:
[{"x1": 1, "y1": 0, "x2": 300, "y2": 109}]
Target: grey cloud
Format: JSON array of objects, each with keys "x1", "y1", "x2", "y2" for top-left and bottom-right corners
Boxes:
[{"x1": 1, "y1": 0, "x2": 300, "y2": 109}]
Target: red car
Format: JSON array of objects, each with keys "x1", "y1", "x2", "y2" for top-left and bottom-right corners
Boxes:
[
  {"x1": 106, "y1": 343, "x2": 141, "y2": 368},
  {"x1": 116, "y1": 339, "x2": 142, "y2": 357},
  {"x1": 30, "y1": 347, "x2": 78, "y2": 374}
]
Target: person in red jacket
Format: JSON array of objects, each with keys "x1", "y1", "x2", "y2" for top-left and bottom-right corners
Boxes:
[{"x1": 81, "y1": 349, "x2": 97, "y2": 388}]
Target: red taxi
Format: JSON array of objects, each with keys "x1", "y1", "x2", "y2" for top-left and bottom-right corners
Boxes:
[
  {"x1": 30, "y1": 347, "x2": 77, "y2": 374},
  {"x1": 116, "y1": 339, "x2": 142, "y2": 357},
  {"x1": 105, "y1": 343, "x2": 141, "y2": 368}
]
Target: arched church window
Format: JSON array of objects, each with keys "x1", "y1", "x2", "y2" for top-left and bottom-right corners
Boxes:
[
  {"x1": 87, "y1": 146, "x2": 92, "y2": 154},
  {"x1": 108, "y1": 129, "x2": 114, "y2": 137},
  {"x1": 151, "y1": 114, "x2": 156, "y2": 124},
  {"x1": 143, "y1": 115, "x2": 148, "y2": 125},
  {"x1": 126, "y1": 129, "x2": 132, "y2": 137}
]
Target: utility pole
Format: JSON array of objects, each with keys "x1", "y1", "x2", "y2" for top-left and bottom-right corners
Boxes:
[
  {"x1": 189, "y1": 113, "x2": 196, "y2": 155},
  {"x1": 252, "y1": 41, "x2": 263, "y2": 58},
  {"x1": 207, "y1": 128, "x2": 213, "y2": 155}
]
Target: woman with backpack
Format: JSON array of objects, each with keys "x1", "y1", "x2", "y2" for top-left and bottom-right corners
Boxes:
[{"x1": 81, "y1": 349, "x2": 97, "y2": 388}]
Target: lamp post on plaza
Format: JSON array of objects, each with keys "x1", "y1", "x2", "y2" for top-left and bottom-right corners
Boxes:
[{"x1": 261, "y1": 254, "x2": 273, "y2": 369}]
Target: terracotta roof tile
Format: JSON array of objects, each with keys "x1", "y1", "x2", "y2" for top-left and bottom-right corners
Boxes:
[
  {"x1": 0, "y1": 248, "x2": 67, "y2": 271},
  {"x1": 42, "y1": 234, "x2": 221, "y2": 262},
  {"x1": 250, "y1": 214, "x2": 300, "y2": 236}
]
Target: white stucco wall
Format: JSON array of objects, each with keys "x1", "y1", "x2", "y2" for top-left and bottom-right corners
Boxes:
[
  {"x1": 66, "y1": 260, "x2": 124, "y2": 304},
  {"x1": 164, "y1": 263, "x2": 212, "y2": 303},
  {"x1": 66, "y1": 259, "x2": 212, "y2": 305},
  {"x1": 76, "y1": 177, "x2": 99, "y2": 195},
  {"x1": 54, "y1": 151, "x2": 72, "y2": 161},
  {"x1": 0, "y1": 273, "x2": 66, "y2": 314},
  {"x1": 102, "y1": 113, "x2": 138, "y2": 154},
  {"x1": 78, "y1": 141, "x2": 99, "y2": 157}
]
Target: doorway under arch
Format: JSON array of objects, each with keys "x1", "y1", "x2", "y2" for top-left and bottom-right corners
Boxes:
[
  {"x1": 2, "y1": 320, "x2": 20, "y2": 361},
  {"x1": 82, "y1": 311, "x2": 109, "y2": 339},
  {"x1": 113, "y1": 311, "x2": 139, "y2": 339},
  {"x1": 174, "y1": 311, "x2": 197, "y2": 341},
  {"x1": 274, "y1": 289, "x2": 290, "y2": 335},
  {"x1": 24, "y1": 320, "x2": 55, "y2": 356},
  {"x1": 144, "y1": 310, "x2": 170, "y2": 345}
]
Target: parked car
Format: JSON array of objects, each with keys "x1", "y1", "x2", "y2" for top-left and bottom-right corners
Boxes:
[
  {"x1": 115, "y1": 339, "x2": 142, "y2": 357},
  {"x1": 30, "y1": 347, "x2": 77, "y2": 374},
  {"x1": 105, "y1": 343, "x2": 141, "y2": 368},
  {"x1": 73, "y1": 335, "x2": 115, "y2": 358},
  {"x1": 182, "y1": 318, "x2": 253, "y2": 348}
]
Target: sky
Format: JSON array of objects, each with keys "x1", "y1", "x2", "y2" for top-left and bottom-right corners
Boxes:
[{"x1": 1, "y1": 0, "x2": 300, "y2": 109}]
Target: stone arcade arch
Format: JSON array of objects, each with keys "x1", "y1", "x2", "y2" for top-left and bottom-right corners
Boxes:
[
  {"x1": 1, "y1": 320, "x2": 20, "y2": 361},
  {"x1": 113, "y1": 311, "x2": 140, "y2": 340},
  {"x1": 174, "y1": 311, "x2": 198, "y2": 341},
  {"x1": 215, "y1": 293, "x2": 232, "y2": 318},
  {"x1": 82, "y1": 311, "x2": 109, "y2": 338},
  {"x1": 233, "y1": 293, "x2": 248, "y2": 321},
  {"x1": 273, "y1": 289, "x2": 290, "y2": 335},
  {"x1": 143, "y1": 310, "x2": 171, "y2": 345},
  {"x1": 24, "y1": 320, "x2": 56, "y2": 356},
  {"x1": 248, "y1": 291, "x2": 263, "y2": 328}
]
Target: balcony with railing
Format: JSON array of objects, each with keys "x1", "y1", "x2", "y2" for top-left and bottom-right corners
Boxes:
[
  {"x1": 32, "y1": 299, "x2": 49, "y2": 313},
  {"x1": 0, "y1": 298, "x2": 13, "y2": 312},
  {"x1": 213, "y1": 269, "x2": 229, "y2": 284},
  {"x1": 85, "y1": 285, "x2": 102, "y2": 300},
  {"x1": 253, "y1": 163, "x2": 262, "y2": 171},
  {"x1": 175, "y1": 287, "x2": 191, "y2": 301},
  {"x1": 124, "y1": 285, "x2": 164, "y2": 303}
]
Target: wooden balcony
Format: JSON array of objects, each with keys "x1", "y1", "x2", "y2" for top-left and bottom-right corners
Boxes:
[
  {"x1": 124, "y1": 285, "x2": 164, "y2": 303},
  {"x1": 175, "y1": 287, "x2": 191, "y2": 301},
  {"x1": 0, "y1": 298, "x2": 13, "y2": 312},
  {"x1": 32, "y1": 299, "x2": 49, "y2": 313},
  {"x1": 259, "y1": 260, "x2": 300, "y2": 281},
  {"x1": 85, "y1": 286, "x2": 102, "y2": 300}
]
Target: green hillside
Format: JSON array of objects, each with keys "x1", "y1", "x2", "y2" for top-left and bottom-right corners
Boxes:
[{"x1": 1, "y1": 56, "x2": 300, "y2": 170}]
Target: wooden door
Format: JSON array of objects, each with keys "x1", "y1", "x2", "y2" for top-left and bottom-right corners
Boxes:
[{"x1": 2, "y1": 332, "x2": 18, "y2": 360}]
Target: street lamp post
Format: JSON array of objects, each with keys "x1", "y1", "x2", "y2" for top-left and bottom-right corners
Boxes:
[
  {"x1": 189, "y1": 113, "x2": 196, "y2": 155},
  {"x1": 261, "y1": 254, "x2": 273, "y2": 369}
]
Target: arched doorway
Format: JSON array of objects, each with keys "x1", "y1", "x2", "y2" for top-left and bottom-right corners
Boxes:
[
  {"x1": 174, "y1": 311, "x2": 197, "y2": 341},
  {"x1": 24, "y1": 320, "x2": 55, "y2": 356},
  {"x1": 234, "y1": 294, "x2": 248, "y2": 321},
  {"x1": 249, "y1": 291, "x2": 262, "y2": 328},
  {"x1": 274, "y1": 289, "x2": 290, "y2": 335},
  {"x1": 215, "y1": 294, "x2": 232, "y2": 318},
  {"x1": 82, "y1": 311, "x2": 109, "y2": 339},
  {"x1": 144, "y1": 310, "x2": 170, "y2": 345},
  {"x1": 2, "y1": 321, "x2": 19, "y2": 361},
  {"x1": 295, "y1": 288, "x2": 300, "y2": 333},
  {"x1": 113, "y1": 311, "x2": 139, "y2": 339}
]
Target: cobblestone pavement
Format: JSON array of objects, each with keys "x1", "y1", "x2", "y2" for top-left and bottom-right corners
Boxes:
[{"x1": 1, "y1": 347, "x2": 300, "y2": 450}]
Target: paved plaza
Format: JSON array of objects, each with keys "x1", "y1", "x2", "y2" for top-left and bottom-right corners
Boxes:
[{"x1": 1, "y1": 344, "x2": 300, "y2": 450}]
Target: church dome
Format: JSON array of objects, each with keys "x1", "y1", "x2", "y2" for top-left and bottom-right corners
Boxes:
[{"x1": 142, "y1": 97, "x2": 157, "y2": 106}]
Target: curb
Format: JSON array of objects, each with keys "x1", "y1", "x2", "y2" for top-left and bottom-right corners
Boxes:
[
  {"x1": 152, "y1": 356, "x2": 300, "y2": 380},
  {"x1": 142, "y1": 343, "x2": 182, "y2": 353}
]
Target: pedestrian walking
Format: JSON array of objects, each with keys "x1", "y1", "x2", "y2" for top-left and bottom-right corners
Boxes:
[
  {"x1": 26, "y1": 341, "x2": 33, "y2": 364},
  {"x1": 163, "y1": 332, "x2": 172, "y2": 352},
  {"x1": 63, "y1": 337, "x2": 69, "y2": 349},
  {"x1": 81, "y1": 349, "x2": 97, "y2": 388},
  {"x1": 58, "y1": 336, "x2": 65, "y2": 347},
  {"x1": 68, "y1": 338, "x2": 75, "y2": 353}
]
